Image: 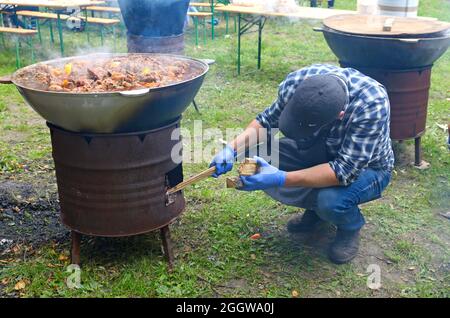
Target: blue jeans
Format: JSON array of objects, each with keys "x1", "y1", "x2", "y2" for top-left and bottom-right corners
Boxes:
[
  {"x1": 262, "y1": 138, "x2": 392, "y2": 232},
  {"x1": 310, "y1": 0, "x2": 335, "y2": 8},
  {"x1": 313, "y1": 168, "x2": 391, "y2": 231}
]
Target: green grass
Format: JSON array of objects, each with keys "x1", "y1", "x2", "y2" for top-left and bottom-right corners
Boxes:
[{"x1": 0, "y1": 1, "x2": 449, "y2": 298}]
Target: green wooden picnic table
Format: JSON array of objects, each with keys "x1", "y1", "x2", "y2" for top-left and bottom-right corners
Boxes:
[
  {"x1": 190, "y1": 0, "x2": 232, "y2": 40},
  {"x1": 215, "y1": 4, "x2": 355, "y2": 75},
  {"x1": 0, "y1": 0, "x2": 105, "y2": 56}
]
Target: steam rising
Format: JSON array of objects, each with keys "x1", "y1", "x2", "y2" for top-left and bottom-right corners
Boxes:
[{"x1": 231, "y1": 0, "x2": 301, "y2": 13}]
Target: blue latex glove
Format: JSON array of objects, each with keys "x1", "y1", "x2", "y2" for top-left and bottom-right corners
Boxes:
[
  {"x1": 210, "y1": 145, "x2": 236, "y2": 178},
  {"x1": 239, "y1": 156, "x2": 286, "y2": 191}
]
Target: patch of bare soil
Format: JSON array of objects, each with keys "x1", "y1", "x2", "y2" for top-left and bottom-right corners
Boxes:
[
  {"x1": 353, "y1": 222, "x2": 412, "y2": 295},
  {"x1": 206, "y1": 278, "x2": 250, "y2": 298},
  {"x1": 0, "y1": 181, "x2": 68, "y2": 257},
  {"x1": 5, "y1": 102, "x2": 45, "y2": 128},
  {"x1": 392, "y1": 141, "x2": 416, "y2": 168},
  {"x1": 255, "y1": 210, "x2": 447, "y2": 297},
  {"x1": 0, "y1": 130, "x2": 29, "y2": 144}
]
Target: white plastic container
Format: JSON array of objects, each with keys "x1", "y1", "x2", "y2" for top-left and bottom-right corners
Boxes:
[
  {"x1": 378, "y1": 0, "x2": 419, "y2": 17},
  {"x1": 357, "y1": 0, "x2": 379, "y2": 15}
]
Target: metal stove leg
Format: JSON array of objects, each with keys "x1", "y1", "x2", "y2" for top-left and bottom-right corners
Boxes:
[
  {"x1": 160, "y1": 226, "x2": 174, "y2": 270},
  {"x1": 192, "y1": 99, "x2": 200, "y2": 113},
  {"x1": 71, "y1": 231, "x2": 81, "y2": 265},
  {"x1": 414, "y1": 136, "x2": 422, "y2": 166}
]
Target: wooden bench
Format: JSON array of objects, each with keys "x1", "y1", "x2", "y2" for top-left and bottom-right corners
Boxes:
[
  {"x1": 17, "y1": 11, "x2": 120, "y2": 27},
  {"x1": 78, "y1": 16, "x2": 121, "y2": 25},
  {"x1": 16, "y1": 11, "x2": 120, "y2": 52},
  {"x1": 188, "y1": 12, "x2": 213, "y2": 46},
  {"x1": 15, "y1": 10, "x2": 70, "y2": 20},
  {"x1": 16, "y1": 11, "x2": 120, "y2": 24},
  {"x1": 85, "y1": 6, "x2": 121, "y2": 14},
  {"x1": 190, "y1": 2, "x2": 225, "y2": 8},
  {"x1": 0, "y1": 27, "x2": 37, "y2": 68},
  {"x1": 188, "y1": 12, "x2": 214, "y2": 17},
  {"x1": 78, "y1": 16, "x2": 121, "y2": 47},
  {"x1": 0, "y1": 26, "x2": 37, "y2": 35},
  {"x1": 189, "y1": 2, "x2": 235, "y2": 37},
  {"x1": 15, "y1": 10, "x2": 70, "y2": 46}
]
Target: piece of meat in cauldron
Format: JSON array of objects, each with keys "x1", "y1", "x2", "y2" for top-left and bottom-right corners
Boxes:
[
  {"x1": 87, "y1": 67, "x2": 109, "y2": 81},
  {"x1": 16, "y1": 55, "x2": 197, "y2": 93}
]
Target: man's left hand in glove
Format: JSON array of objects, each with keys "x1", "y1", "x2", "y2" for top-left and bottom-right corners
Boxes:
[{"x1": 239, "y1": 156, "x2": 286, "y2": 191}]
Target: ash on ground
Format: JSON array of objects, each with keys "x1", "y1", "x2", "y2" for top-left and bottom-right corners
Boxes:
[{"x1": 0, "y1": 181, "x2": 68, "y2": 256}]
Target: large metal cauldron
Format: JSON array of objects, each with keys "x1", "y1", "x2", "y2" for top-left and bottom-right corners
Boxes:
[
  {"x1": 118, "y1": 0, "x2": 190, "y2": 54},
  {"x1": 1, "y1": 53, "x2": 208, "y2": 133},
  {"x1": 316, "y1": 26, "x2": 450, "y2": 69},
  {"x1": 49, "y1": 118, "x2": 185, "y2": 237},
  {"x1": 118, "y1": 0, "x2": 189, "y2": 37}
]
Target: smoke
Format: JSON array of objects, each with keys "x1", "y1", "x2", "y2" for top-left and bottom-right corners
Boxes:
[
  {"x1": 74, "y1": 45, "x2": 114, "y2": 57},
  {"x1": 263, "y1": 0, "x2": 302, "y2": 13},
  {"x1": 231, "y1": 0, "x2": 301, "y2": 13}
]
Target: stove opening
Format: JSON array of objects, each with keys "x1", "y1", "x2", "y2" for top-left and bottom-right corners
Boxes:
[{"x1": 166, "y1": 164, "x2": 184, "y2": 188}]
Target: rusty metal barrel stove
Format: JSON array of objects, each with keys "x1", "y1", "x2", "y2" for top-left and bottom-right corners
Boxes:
[
  {"x1": 48, "y1": 119, "x2": 185, "y2": 266},
  {"x1": 126, "y1": 33, "x2": 186, "y2": 55},
  {"x1": 49, "y1": 119, "x2": 184, "y2": 237},
  {"x1": 318, "y1": 14, "x2": 450, "y2": 166},
  {"x1": 340, "y1": 65, "x2": 432, "y2": 141}
]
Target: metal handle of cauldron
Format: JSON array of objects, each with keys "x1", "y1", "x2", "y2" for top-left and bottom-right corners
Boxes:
[
  {"x1": 0, "y1": 75, "x2": 13, "y2": 84},
  {"x1": 313, "y1": 27, "x2": 324, "y2": 32},
  {"x1": 398, "y1": 38, "x2": 420, "y2": 43},
  {"x1": 119, "y1": 88, "x2": 151, "y2": 97}
]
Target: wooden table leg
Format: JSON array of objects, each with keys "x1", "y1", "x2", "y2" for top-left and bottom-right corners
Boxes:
[
  {"x1": 160, "y1": 226, "x2": 174, "y2": 270},
  {"x1": 56, "y1": 12, "x2": 64, "y2": 56}
]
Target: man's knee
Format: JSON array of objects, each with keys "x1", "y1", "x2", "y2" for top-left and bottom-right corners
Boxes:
[{"x1": 315, "y1": 187, "x2": 354, "y2": 220}]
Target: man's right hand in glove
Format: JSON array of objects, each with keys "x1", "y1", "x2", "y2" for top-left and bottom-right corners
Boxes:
[{"x1": 209, "y1": 145, "x2": 236, "y2": 178}]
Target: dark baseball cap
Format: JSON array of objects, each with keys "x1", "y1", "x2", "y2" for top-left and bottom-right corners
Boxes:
[{"x1": 279, "y1": 74, "x2": 348, "y2": 138}]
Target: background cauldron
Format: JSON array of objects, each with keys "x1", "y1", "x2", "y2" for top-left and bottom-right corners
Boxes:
[{"x1": 118, "y1": 0, "x2": 190, "y2": 54}]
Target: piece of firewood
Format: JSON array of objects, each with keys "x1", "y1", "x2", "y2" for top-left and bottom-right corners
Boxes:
[
  {"x1": 238, "y1": 158, "x2": 259, "y2": 176},
  {"x1": 226, "y1": 176, "x2": 243, "y2": 189},
  {"x1": 166, "y1": 166, "x2": 216, "y2": 195},
  {"x1": 226, "y1": 158, "x2": 260, "y2": 189}
]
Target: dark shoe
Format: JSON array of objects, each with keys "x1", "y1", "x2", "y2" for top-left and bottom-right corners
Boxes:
[
  {"x1": 328, "y1": 229, "x2": 360, "y2": 264},
  {"x1": 287, "y1": 210, "x2": 321, "y2": 233}
]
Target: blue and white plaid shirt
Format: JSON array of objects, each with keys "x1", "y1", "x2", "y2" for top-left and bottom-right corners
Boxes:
[{"x1": 256, "y1": 64, "x2": 395, "y2": 186}]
